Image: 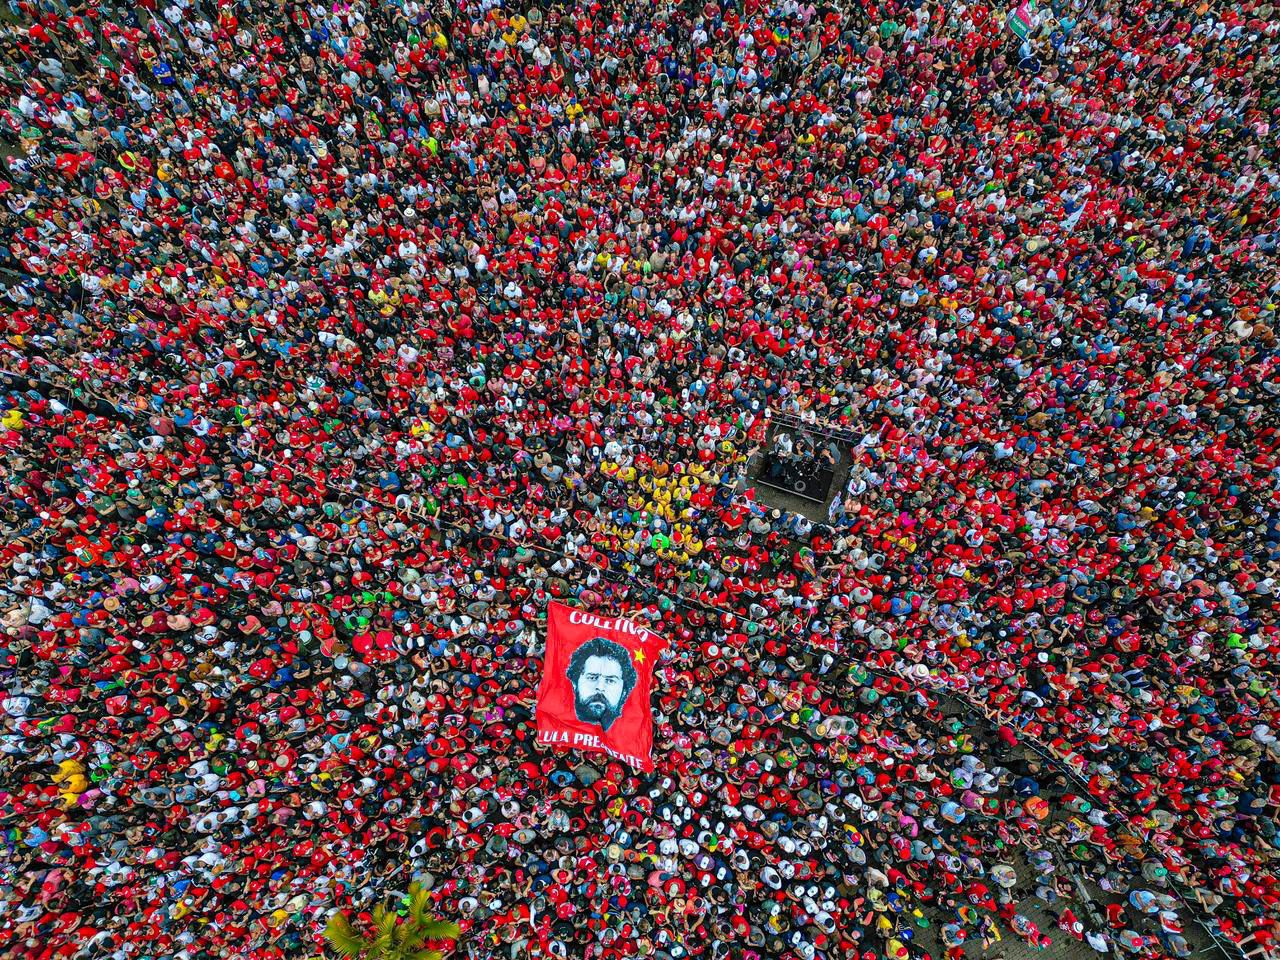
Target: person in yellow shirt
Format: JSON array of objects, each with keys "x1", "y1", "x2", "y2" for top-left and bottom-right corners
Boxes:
[{"x1": 53, "y1": 759, "x2": 89, "y2": 808}]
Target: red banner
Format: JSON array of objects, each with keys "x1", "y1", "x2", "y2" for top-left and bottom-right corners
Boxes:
[{"x1": 535, "y1": 602, "x2": 665, "y2": 772}]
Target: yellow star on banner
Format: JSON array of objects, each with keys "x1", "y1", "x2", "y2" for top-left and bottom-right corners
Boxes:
[{"x1": 633, "y1": 647, "x2": 646, "y2": 665}]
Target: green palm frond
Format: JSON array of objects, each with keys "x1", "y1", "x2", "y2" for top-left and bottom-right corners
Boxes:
[
  {"x1": 392, "y1": 915, "x2": 411, "y2": 947},
  {"x1": 406, "y1": 884, "x2": 432, "y2": 918},
  {"x1": 324, "y1": 884, "x2": 459, "y2": 960},
  {"x1": 371, "y1": 908, "x2": 397, "y2": 954},
  {"x1": 323, "y1": 913, "x2": 368, "y2": 958},
  {"x1": 417, "y1": 921, "x2": 461, "y2": 941}
]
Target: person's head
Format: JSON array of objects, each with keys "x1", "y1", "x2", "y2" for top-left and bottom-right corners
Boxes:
[{"x1": 565, "y1": 637, "x2": 637, "y2": 731}]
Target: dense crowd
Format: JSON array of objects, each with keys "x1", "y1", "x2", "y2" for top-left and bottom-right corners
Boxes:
[{"x1": 1, "y1": 0, "x2": 1278, "y2": 959}]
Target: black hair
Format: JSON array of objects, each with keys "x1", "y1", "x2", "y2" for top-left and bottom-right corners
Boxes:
[{"x1": 565, "y1": 636, "x2": 638, "y2": 696}]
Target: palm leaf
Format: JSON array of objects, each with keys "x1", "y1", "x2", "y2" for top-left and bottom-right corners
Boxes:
[
  {"x1": 326, "y1": 885, "x2": 458, "y2": 960},
  {"x1": 371, "y1": 908, "x2": 397, "y2": 956},
  {"x1": 407, "y1": 884, "x2": 432, "y2": 919},
  {"x1": 403, "y1": 884, "x2": 457, "y2": 944},
  {"x1": 392, "y1": 916, "x2": 411, "y2": 947},
  {"x1": 323, "y1": 914, "x2": 368, "y2": 958},
  {"x1": 417, "y1": 921, "x2": 460, "y2": 941}
]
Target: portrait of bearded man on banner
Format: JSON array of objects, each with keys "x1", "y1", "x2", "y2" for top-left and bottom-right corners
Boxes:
[
  {"x1": 536, "y1": 603, "x2": 664, "y2": 771},
  {"x1": 565, "y1": 636, "x2": 638, "y2": 731}
]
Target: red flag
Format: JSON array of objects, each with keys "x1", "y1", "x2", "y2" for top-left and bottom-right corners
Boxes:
[{"x1": 535, "y1": 602, "x2": 665, "y2": 772}]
